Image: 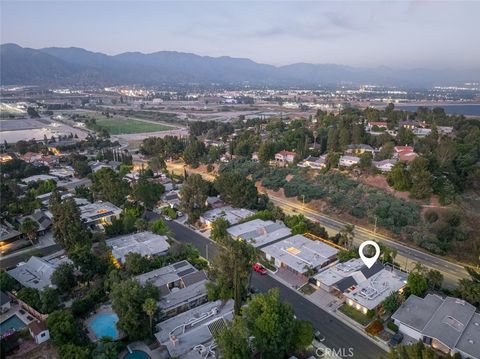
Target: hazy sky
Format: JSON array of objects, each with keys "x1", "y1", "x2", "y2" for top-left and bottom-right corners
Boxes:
[{"x1": 2, "y1": 0, "x2": 479, "y2": 69}]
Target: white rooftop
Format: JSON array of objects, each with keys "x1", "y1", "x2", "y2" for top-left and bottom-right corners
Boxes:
[
  {"x1": 106, "y1": 231, "x2": 170, "y2": 263},
  {"x1": 155, "y1": 300, "x2": 234, "y2": 358},
  {"x1": 201, "y1": 206, "x2": 255, "y2": 226},
  {"x1": 22, "y1": 174, "x2": 58, "y2": 184},
  {"x1": 314, "y1": 258, "x2": 366, "y2": 287},
  {"x1": 7, "y1": 254, "x2": 71, "y2": 290},
  {"x1": 79, "y1": 201, "x2": 122, "y2": 224},
  {"x1": 227, "y1": 219, "x2": 292, "y2": 248},
  {"x1": 262, "y1": 234, "x2": 338, "y2": 273},
  {"x1": 344, "y1": 268, "x2": 407, "y2": 310}
]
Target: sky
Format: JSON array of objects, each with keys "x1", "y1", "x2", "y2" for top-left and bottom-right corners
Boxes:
[{"x1": 1, "y1": 0, "x2": 479, "y2": 69}]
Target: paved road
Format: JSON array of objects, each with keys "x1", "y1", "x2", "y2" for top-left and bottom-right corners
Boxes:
[
  {"x1": 0, "y1": 244, "x2": 62, "y2": 269},
  {"x1": 268, "y1": 195, "x2": 469, "y2": 288},
  {"x1": 166, "y1": 220, "x2": 387, "y2": 359}
]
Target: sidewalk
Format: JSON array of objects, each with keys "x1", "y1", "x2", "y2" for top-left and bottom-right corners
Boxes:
[{"x1": 268, "y1": 272, "x2": 390, "y2": 353}]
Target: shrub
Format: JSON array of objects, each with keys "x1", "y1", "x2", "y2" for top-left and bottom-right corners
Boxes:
[
  {"x1": 365, "y1": 320, "x2": 383, "y2": 336},
  {"x1": 424, "y1": 209, "x2": 439, "y2": 223},
  {"x1": 387, "y1": 321, "x2": 399, "y2": 333}
]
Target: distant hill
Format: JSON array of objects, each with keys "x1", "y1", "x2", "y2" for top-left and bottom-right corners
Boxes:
[{"x1": 1, "y1": 43, "x2": 478, "y2": 87}]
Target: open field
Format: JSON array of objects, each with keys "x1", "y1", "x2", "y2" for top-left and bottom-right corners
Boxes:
[{"x1": 93, "y1": 117, "x2": 174, "y2": 134}]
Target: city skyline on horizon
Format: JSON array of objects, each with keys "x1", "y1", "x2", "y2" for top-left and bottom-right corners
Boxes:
[{"x1": 1, "y1": 0, "x2": 480, "y2": 70}]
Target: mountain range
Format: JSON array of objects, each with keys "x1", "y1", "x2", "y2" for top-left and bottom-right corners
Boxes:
[{"x1": 1, "y1": 43, "x2": 478, "y2": 88}]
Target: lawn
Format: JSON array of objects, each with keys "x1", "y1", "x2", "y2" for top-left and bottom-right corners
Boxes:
[
  {"x1": 94, "y1": 117, "x2": 173, "y2": 134},
  {"x1": 338, "y1": 303, "x2": 372, "y2": 326}
]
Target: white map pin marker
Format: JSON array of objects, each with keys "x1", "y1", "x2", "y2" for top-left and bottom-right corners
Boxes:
[{"x1": 359, "y1": 240, "x2": 380, "y2": 268}]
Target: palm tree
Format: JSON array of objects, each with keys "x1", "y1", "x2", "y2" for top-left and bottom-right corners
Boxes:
[
  {"x1": 20, "y1": 218, "x2": 39, "y2": 246},
  {"x1": 339, "y1": 224, "x2": 355, "y2": 249},
  {"x1": 143, "y1": 298, "x2": 157, "y2": 335}
]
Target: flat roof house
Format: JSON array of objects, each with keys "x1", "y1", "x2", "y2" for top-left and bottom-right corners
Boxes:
[
  {"x1": 346, "y1": 144, "x2": 375, "y2": 155},
  {"x1": 314, "y1": 258, "x2": 367, "y2": 292},
  {"x1": 79, "y1": 201, "x2": 122, "y2": 229},
  {"x1": 7, "y1": 254, "x2": 71, "y2": 290},
  {"x1": 199, "y1": 206, "x2": 255, "y2": 228},
  {"x1": 262, "y1": 234, "x2": 338, "y2": 275},
  {"x1": 106, "y1": 231, "x2": 170, "y2": 264},
  {"x1": 339, "y1": 155, "x2": 360, "y2": 167},
  {"x1": 227, "y1": 219, "x2": 292, "y2": 248},
  {"x1": 136, "y1": 260, "x2": 208, "y2": 318},
  {"x1": 392, "y1": 295, "x2": 479, "y2": 359},
  {"x1": 372, "y1": 159, "x2": 397, "y2": 172},
  {"x1": 275, "y1": 150, "x2": 295, "y2": 164},
  {"x1": 297, "y1": 155, "x2": 327, "y2": 169},
  {"x1": 155, "y1": 299, "x2": 234, "y2": 359},
  {"x1": 343, "y1": 267, "x2": 407, "y2": 314}
]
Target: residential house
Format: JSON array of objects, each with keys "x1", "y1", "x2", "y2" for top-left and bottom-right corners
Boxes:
[
  {"x1": 262, "y1": 234, "x2": 338, "y2": 275},
  {"x1": 398, "y1": 120, "x2": 421, "y2": 130},
  {"x1": 200, "y1": 206, "x2": 255, "y2": 228},
  {"x1": 21, "y1": 174, "x2": 58, "y2": 185},
  {"x1": 106, "y1": 231, "x2": 170, "y2": 264},
  {"x1": 392, "y1": 295, "x2": 479, "y2": 359},
  {"x1": 227, "y1": 219, "x2": 292, "y2": 248},
  {"x1": 366, "y1": 121, "x2": 388, "y2": 130},
  {"x1": 339, "y1": 155, "x2": 360, "y2": 167},
  {"x1": 438, "y1": 126, "x2": 454, "y2": 135},
  {"x1": 19, "y1": 210, "x2": 52, "y2": 236},
  {"x1": 205, "y1": 196, "x2": 225, "y2": 209},
  {"x1": 372, "y1": 159, "x2": 397, "y2": 172},
  {"x1": 154, "y1": 299, "x2": 234, "y2": 359},
  {"x1": 275, "y1": 150, "x2": 295, "y2": 164},
  {"x1": 79, "y1": 201, "x2": 122, "y2": 229},
  {"x1": 251, "y1": 152, "x2": 259, "y2": 162},
  {"x1": 343, "y1": 266, "x2": 407, "y2": 314},
  {"x1": 394, "y1": 146, "x2": 418, "y2": 162},
  {"x1": 346, "y1": 144, "x2": 375, "y2": 155},
  {"x1": 298, "y1": 155, "x2": 326, "y2": 169},
  {"x1": 7, "y1": 253, "x2": 71, "y2": 290},
  {"x1": 0, "y1": 222, "x2": 22, "y2": 244},
  {"x1": 413, "y1": 128, "x2": 432, "y2": 138},
  {"x1": 89, "y1": 160, "x2": 121, "y2": 173},
  {"x1": 136, "y1": 260, "x2": 208, "y2": 318},
  {"x1": 28, "y1": 321, "x2": 50, "y2": 344}
]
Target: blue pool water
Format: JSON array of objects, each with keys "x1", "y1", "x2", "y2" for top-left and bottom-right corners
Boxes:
[
  {"x1": 0, "y1": 315, "x2": 27, "y2": 335},
  {"x1": 124, "y1": 350, "x2": 151, "y2": 359},
  {"x1": 89, "y1": 312, "x2": 119, "y2": 339}
]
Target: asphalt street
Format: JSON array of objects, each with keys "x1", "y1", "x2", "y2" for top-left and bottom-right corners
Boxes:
[
  {"x1": 166, "y1": 220, "x2": 387, "y2": 359},
  {"x1": 268, "y1": 195, "x2": 469, "y2": 288}
]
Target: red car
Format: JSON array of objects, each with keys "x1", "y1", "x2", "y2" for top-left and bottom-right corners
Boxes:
[{"x1": 252, "y1": 263, "x2": 267, "y2": 274}]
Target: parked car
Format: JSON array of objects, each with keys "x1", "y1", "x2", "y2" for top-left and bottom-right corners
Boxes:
[
  {"x1": 164, "y1": 216, "x2": 172, "y2": 221},
  {"x1": 388, "y1": 333, "x2": 404, "y2": 347},
  {"x1": 314, "y1": 330, "x2": 325, "y2": 342},
  {"x1": 252, "y1": 263, "x2": 267, "y2": 274}
]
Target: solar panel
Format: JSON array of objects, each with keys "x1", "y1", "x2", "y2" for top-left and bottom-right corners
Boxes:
[
  {"x1": 173, "y1": 261, "x2": 189, "y2": 269},
  {"x1": 178, "y1": 267, "x2": 196, "y2": 277},
  {"x1": 208, "y1": 318, "x2": 225, "y2": 336}
]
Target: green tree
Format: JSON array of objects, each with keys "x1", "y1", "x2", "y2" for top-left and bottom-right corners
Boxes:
[
  {"x1": 291, "y1": 319, "x2": 314, "y2": 352},
  {"x1": 0, "y1": 271, "x2": 16, "y2": 292},
  {"x1": 208, "y1": 236, "x2": 256, "y2": 315},
  {"x1": 148, "y1": 156, "x2": 166, "y2": 174},
  {"x1": 19, "y1": 217, "x2": 39, "y2": 246},
  {"x1": 41, "y1": 288, "x2": 61, "y2": 314},
  {"x1": 58, "y1": 344, "x2": 91, "y2": 359},
  {"x1": 110, "y1": 279, "x2": 160, "y2": 340},
  {"x1": 46, "y1": 310, "x2": 81, "y2": 346},
  {"x1": 258, "y1": 141, "x2": 276, "y2": 163},
  {"x1": 124, "y1": 253, "x2": 151, "y2": 275},
  {"x1": 180, "y1": 174, "x2": 208, "y2": 224},
  {"x1": 90, "y1": 168, "x2": 130, "y2": 206},
  {"x1": 51, "y1": 263, "x2": 77, "y2": 293},
  {"x1": 150, "y1": 218, "x2": 172, "y2": 236},
  {"x1": 359, "y1": 152, "x2": 373, "y2": 170},
  {"x1": 243, "y1": 288, "x2": 296, "y2": 359},
  {"x1": 132, "y1": 176, "x2": 164, "y2": 209},
  {"x1": 339, "y1": 224, "x2": 355, "y2": 249},
  {"x1": 210, "y1": 217, "x2": 230, "y2": 242},
  {"x1": 215, "y1": 317, "x2": 251, "y2": 359},
  {"x1": 50, "y1": 195, "x2": 91, "y2": 251},
  {"x1": 457, "y1": 267, "x2": 480, "y2": 306},
  {"x1": 214, "y1": 171, "x2": 258, "y2": 209},
  {"x1": 142, "y1": 297, "x2": 157, "y2": 336},
  {"x1": 382, "y1": 293, "x2": 400, "y2": 314},
  {"x1": 92, "y1": 338, "x2": 120, "y2": 359},
  {"x1": 407, "y1": 272, "x2": 428, "y2": 297},
  {"x1": 17, "y1": 287, "x2": 42, "y2": 310},
  {"x1": 183, "y1": 138, "x2": 206, "y2": 168},
  {"x1": 426, "y1": 270, "x2": 443, "y2": 291},
  {"x1": 387, "y1": 162, "x2": 412, "y2": 191}
]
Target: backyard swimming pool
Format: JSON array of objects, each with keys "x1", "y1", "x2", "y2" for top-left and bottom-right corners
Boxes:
[
  {"x1": 123, "y1": 350, "x2": 151, "y2": 359},
  {"x1": 88, "y1": 312, "x2": 119, "y2": 340},
  {"x1": 0, "y1": 315, "x2": 27, "y2": 336}
]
